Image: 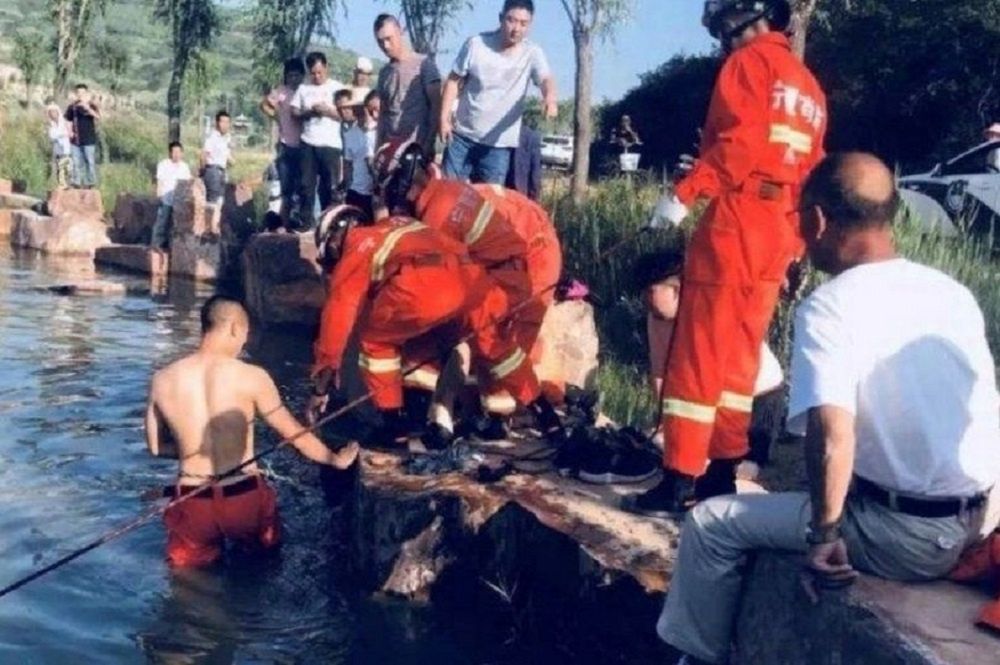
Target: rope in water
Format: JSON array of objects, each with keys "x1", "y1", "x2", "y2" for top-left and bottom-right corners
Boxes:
[{"x1": 0, "y1": 225, "x2": 652, "y2": 600}]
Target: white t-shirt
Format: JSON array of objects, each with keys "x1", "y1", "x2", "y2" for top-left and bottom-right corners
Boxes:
[
  {"x1": 291, "y1": 79, "x2": 346, "y2": 148},
  {"x1": 343, "y1": 124, "x2": 377, "y2": 195},
  {"x1": 47, "y1": 118, "x2": 72, "y2": 157},
  {"x1": 203, "y1": 130, "x2": 231, "y2": 168},
  {"x1": 156, "y1": 158, "x2": 193, "y2": 206},
  {"x1": 788, "y1": 259, "x2": 1000, "y2": 497}
]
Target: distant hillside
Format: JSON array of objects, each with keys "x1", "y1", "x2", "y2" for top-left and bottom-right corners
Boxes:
[{"x1": 0, "y1": 0, "x2": 366, "y2": 116}]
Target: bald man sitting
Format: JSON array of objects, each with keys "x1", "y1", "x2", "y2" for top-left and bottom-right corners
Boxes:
[
  {"x1": 655, "y1": 153, "x2": 1000, "y2": 665},
  {"x1": 146, "y1": 295, "x2": 358, "y2": 567}
]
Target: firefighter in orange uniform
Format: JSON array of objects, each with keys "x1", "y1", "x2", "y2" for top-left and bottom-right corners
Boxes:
[
  {"x1": 306, "y1": 205, "x2": 486, "y2": 443},
  {"x1": 630, "y1": 0, "x2": 828, "y2": 515},
  {"x1": 373, "y1": 141, "x2": 563, "y2": 446}
]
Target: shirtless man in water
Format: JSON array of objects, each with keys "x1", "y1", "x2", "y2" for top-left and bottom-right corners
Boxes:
[{"x1": 146, "y1": 295, "x2": 358, "y2": 566}]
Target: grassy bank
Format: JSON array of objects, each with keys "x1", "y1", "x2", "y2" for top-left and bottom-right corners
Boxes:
[{"x1": 551, "y1": 179, "x2": 1000, "y2": 426}]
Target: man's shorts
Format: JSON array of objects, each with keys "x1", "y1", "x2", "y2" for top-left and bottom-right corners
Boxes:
[{"x1": 162, "y1": 475, "x2": 281, "y2": 567}]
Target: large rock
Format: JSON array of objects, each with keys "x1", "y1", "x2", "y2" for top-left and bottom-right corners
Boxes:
[
  {"x1": 241, "y1": 232, "x2": 326, "y2": 327},
  {"x1": 11, "y1": 210, "x2": 111, "y2": 256},
  {"x1": 169, "y1": 180, "x2": 220, "y2": 282},
  {"x1": 219, "y1": 181, "x2": 258, "y2": 284},
  {"x1": 0, "y1": 192, "x2": 43, "y2": 211},
  {"x1": 47, "y1": 188, "x2": 105, "y2": 224},
  {"x1": 533, "y1": 300, "x2": 600, "y2": 399},
  {"x1": 95, "y1": 244, "x2": 169, "y2": 277},
  {"x1": 0, "y1": 209, "x2": 12, "y2": 237},
  {"x1": 111, "y1": 193, "x2": 159, "y2": 244}
]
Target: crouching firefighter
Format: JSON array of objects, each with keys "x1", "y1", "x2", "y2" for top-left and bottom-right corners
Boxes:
[
  {"x1": 630, "y1": 0, "x2": 828, "y2": 515},
  {"x1": 373, "y1": 140, "x2": 564, "y2": 447},
  {"x1": 307, "y1": 204, "x2": 487, "y2": 444}
]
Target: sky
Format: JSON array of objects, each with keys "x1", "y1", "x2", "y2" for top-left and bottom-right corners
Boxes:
[{"x1": 334, "y1": 1, "x2": 715, "y2": 103}]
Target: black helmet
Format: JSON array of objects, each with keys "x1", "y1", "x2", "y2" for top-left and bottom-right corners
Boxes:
[
  {"x1": 702, "y1": 0, "x2": 791, "y2": 40},
  {"x1": 315, "y1": 204, "x2": 367, "y2": 268},
  {"x1": 373, "y1": 139, "x2": 427, "y2": 212}
]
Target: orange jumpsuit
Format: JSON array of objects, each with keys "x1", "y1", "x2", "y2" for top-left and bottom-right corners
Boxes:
[
  {"x1": 413, "y1": 179, "x2": 542, "y2": 414},
  {"x1": 313, "y1": 217, "x2": 485, "y2": 411},
  {"x1": 473, "y1": 184, "x2": 564, "y2": 402},
  {"x1": 661, "y1": 32, "x2": 827, "y2": 477}
]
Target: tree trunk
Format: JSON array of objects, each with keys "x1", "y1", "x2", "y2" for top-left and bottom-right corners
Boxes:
[
  {"x1": 570, "y1": 27, "x2": 593, "y2": 206},
  {"x1": 53, "y1": 0, "x2": 70, "y2": 97},
  {"x1": 167, "y1": 63, "x2": 184, "y2": 143},
  {"x1": 790, "y1": 0, "x2": 819, "y2": 59}
]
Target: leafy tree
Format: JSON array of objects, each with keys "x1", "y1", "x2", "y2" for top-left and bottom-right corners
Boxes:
[
  {"x1": 154, "y1": 0, "x2": 221, "y2": 143},
  {"x1": 395, "y1": 0, "x2": 471, "y2": 55},
  {"x1": 50, "y1": 0, "x2": 105, "y2": 96},
  {"x1": 183, "y1": 52, "x2": 222, "y2": 127},
  {"x1": 251, "y1": 0, "x2": 344, "y2": 91},
  {"x1": 96, "y1": 38, "x2": 129, "y2": 105},
  {"x1": 12, "y1": 30, "x2": 48, "y2": 107},
  {"x1": 559, "y1": 0, "x2": 635, "y2": 203},
  {"x1": 789, "y1": 0, "x2": 821, "y2": 57}
]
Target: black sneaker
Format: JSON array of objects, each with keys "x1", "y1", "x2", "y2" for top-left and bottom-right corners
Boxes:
[
  {"x1": 526, "y1": 396, "x2": 566, "y2": 442},
  {"x1": 461, "y1": 413, "x2": 510, "y2": 441},
  {"x1": 693, "y1": 459, "x2": 738, "y2": 501},
  {"x1": 622, "y1": 470, "x2": 696, "y2": 517},
  {"x1": 421, "y1": 423, "x2": 454, "y2": 451},
  {"x1": 578, "y1": 442, "x2": 659, "y2": 485},
  {"x1": 553, "y1": 426, "x2": 598, "y2": 477}
]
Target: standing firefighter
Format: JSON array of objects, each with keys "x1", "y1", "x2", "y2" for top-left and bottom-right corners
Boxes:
[{"x1": 632, "y1": 0, "x2": 828, "y2": 514}]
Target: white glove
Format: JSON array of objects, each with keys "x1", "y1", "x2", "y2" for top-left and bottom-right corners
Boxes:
[{"x1": 647, "y1": 193, "x2": 689, "y2": 229}]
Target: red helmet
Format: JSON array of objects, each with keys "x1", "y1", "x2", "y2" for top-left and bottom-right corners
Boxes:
[
  {"x1": 315, "y1": 204, "x2": 367, "y2": 266},
  {"x1": 702, "y1": 0, "x2": 791, "y2": 40}
]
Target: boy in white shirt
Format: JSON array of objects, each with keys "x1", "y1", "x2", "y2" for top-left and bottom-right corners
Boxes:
[
  {"x1": 339, "y1": 89, "x2": 380, "y2": 221},
  {"x1": 45, "y1": 103, "x2": 72, "y2": 190},
  {"x1": 151, "y1": 141, "x2": 193, "y2": 250},
  {"x1": 291, "y1": 51, "x2": 346, "y2": 229},
  {"x1": 201, "y1": 111, "x2": 233, "y2": 205}
]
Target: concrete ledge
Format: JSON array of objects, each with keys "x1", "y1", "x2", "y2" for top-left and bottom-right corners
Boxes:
[
  {"x1": 95, "y1": 244, "x2": 168, "y2": 277},
  {"x1": 11, "y1": 210, "x2": 111, "y2": 256},
  {"x1": 0, "y1": 192, "x2": 43, "y2": 210}
]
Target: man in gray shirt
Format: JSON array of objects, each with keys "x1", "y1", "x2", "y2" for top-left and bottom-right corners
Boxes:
[
  {"x1": 373, "y1": 13, "x2": 443, "y2": 154},
  {"x1": 440, "y1": 0, "x2": 558, "y2": 184}
]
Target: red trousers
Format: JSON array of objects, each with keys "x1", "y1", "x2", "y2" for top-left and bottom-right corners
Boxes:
[
  {"x1": 360, "y1": 260, "x2": 483, "y2": 410},
  {"x1": 661, "y1": 181, "x2": 795, "y2": 476},
  {"x1": 163, "y1": 476, "x2": 280, "y2": 567}
]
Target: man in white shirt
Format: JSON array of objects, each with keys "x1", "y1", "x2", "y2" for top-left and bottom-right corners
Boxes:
[
  {"x1": 654, "y1": 152, "x2": 1000, "y2": 665},
  {"x1": 339, "y1": 89, "x2": 379, "y2": 221},
  {"x1": 440, "y1": 0, "x2": 557, "y2": 184},
  {"x1": 200, "y1": 111, "x2": 232, "y2": 205},
  {"x1": 151, "y1": 141, "x2": 193, "y2": 250},
  {"x1": 291, "y1": 51, "x2": 346, "y2": 229}
]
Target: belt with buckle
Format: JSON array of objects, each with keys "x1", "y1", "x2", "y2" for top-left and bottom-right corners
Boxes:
[
  {"x1": 163, "y1": 475, "x2": 260, "y2": 499},
  {"x1": 852, "y1": 475, "x2": 988, "y2": 518}
]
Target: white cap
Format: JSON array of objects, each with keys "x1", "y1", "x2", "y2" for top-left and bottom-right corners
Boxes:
[{"x1": 355, "y1": 57, "x2": 374, "y2": 74}]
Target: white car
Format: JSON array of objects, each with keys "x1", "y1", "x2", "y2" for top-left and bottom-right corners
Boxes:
[
  {"x1": 898, "y1": 140, "x2": 1000, "y2": 248},
  {"x1": 541, "y1": 134, "x2": 574, "y2": 169}
]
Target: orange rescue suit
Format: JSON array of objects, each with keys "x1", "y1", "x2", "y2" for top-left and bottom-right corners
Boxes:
[
  {"x1": 662, "y1": 32, "x2": 828, "y2": 476},
  {"x1": 413, "y1": 179, "x2": 542, "y2": 412},
  {"x1": 312, "y1": 216, "x2": 484, "y2": 411}
]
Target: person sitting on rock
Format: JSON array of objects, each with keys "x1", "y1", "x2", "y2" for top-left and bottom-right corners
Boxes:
[
  {"x1": 146, "y1": 295, "x2": 357, "y2": 567},
  {"x1": 151, "y1": 141, "x2": 192, "y2": 251},
  {"x1": 655, "y1": 152, "x2": 999, "y2": 665}
]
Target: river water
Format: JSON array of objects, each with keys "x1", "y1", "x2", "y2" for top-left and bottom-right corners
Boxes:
[{"x1": 0, "y1": 247, "x2": 503, "y2": 664}]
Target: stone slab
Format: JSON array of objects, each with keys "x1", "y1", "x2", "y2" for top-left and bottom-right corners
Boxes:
[
  {"x1": 11, "y1": 210, "x2": 111, "y2": 256},
  {"x1": 0, "y1": 192, "x2": 42, "y2": 210},
  {"x1": 47, "y1": 188, "x2": 105, "y2": 224},
  {"x1": 0, "y1": 209, "x2": 12, "y2": 237},
  {"x1": 111, "y1": 193, "x2": 159, "y2": 245},
  {"x1": 95, "y1": 244, "x2": 169, "y2": 277},
  {"x1": 242, "y1": 232, "x2": 325, "y2": 327}
]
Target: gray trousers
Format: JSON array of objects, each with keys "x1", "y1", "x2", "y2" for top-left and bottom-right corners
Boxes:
[
  {"x1": 150, "y1": 203, "x2": 172, "y2": 249},
  {"x1": 203, "y1": 165, "x2": 226, "y2": 204},
  {"x1": 657, "y1": 491, "x2": 993, "y2": 664}
]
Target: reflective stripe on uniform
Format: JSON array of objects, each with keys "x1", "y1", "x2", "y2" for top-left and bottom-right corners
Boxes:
[
  {"x1": 488, "y1": 184, "x2": 506, "y2": 196},
  {"x1": 663, "y1": 398, "x2": 717, "y2": 424},
  {"x1": 768, "y1": 123, "x2": 813, "y2": 154},
  {"x1": 490, "y1": 348, "x2": 527, "y2": 380},
  {"x1": 371, "y1": 222, "x2": 426, "y2": 282},
  {"x1": 718, "y1": 391, "x2": 754, "y2": 414},
  {"x1": 464, "y1": 201, "x2": 496, "y2": 246},
  {"x1": 482, "y1": 392, "x2": 517, "y2": 415},
  {"x1": 358, "y1": 354, "x2": 402, "y2": 374},
  {"x1": 403, "y1": 367, "x2": 440, "y2": 391}
]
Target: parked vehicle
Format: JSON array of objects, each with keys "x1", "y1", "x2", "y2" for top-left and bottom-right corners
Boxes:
[
  {"x1": 541, "y1": 134, "x2": 574, "y2": 169},
  {"x1": 898, "y1": 140, "x2": 1000, "y2": 249}
]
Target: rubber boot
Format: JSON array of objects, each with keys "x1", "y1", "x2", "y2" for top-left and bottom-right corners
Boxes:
[
  {"x1": 623, "y1": 469, "x2": 696, "y2": 518},
  {"x1": 421, "y1": 423, "x2": 455, "y2": 451},
  {"x1": 694, "y1": 459, "x2": 739, "y2": 501}
]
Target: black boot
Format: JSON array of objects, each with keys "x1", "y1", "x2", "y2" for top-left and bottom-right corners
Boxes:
[
  {"x1": 623, "y1": 469, "x2": 696, "y2": 517},
  {"x1": 364, "y1": 410, "x2": 411, "y2": 447},
  {"x1": 402, "y1": 388, "x2": 432, "y2": 432},
  {"x1": 694, "y1": 459, "x2": 738, "y2": 501},
  {"x1": 477, "y1": 413, "x2": 511, "y2": 441},
  {"x1": 420, "y1": 423, "x2": 454, "y2": 451},
  {"x1": 527, "y1": 396, "x2": 566, "y2": 443}
]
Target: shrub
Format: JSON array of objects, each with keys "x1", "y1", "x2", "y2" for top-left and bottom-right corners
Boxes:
[
  {"x1": 0, "y1": 112, "x2": 51, "y2": 196},
  {"x1": 100, "y1": 113, "x2": 166, "y2": 171}
]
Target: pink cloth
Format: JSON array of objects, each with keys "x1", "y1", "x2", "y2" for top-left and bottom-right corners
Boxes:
[{"x1": 268, "y1": 85, "x2": 302, "y2": 148}]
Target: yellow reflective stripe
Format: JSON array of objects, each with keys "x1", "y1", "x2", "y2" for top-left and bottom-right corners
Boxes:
[
  {"x1": 371, "y1": 222, "x2": 426, "y2": 282},
  {"x1": 490, "y1": 348, "x2": 527, "y2": 380},
  {"x1": 769, "y1": 123, "x2": 813, "y2": 154},
  {"x1": 488, "y1": 184, "x2": 506, "y2": 196},
  {"x1": 358, "y1": 354, "x2": 402, "y2": 374},
  {"x1": 403, "y1": 367, "x2": 440, "y2": 390},
  {"x1": 663, "y1": 398, "x2": 717, "y2": 424},
  {"x1": 464, "y1": 200, "x2": 495, "y2": 246},
  {"x1": 482, "y1": 393, "x2": 517, "y2": 415},
  {"x1": 718, "y1": 391, "x2": 754, "y2": 414}
]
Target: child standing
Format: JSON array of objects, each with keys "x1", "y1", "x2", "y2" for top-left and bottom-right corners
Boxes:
[{"x1": 45, "y1": 103, "x2": 72, "y2": 190}]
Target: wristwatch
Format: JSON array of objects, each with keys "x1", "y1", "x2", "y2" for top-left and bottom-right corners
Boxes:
[{"x1": 806, "y1": 522, "x2": 842, "y2": 545}]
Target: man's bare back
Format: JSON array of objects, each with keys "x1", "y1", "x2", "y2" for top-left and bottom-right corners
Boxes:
[{"x1": 146, "y1": 297, "x2": 357, "y2": 486}]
